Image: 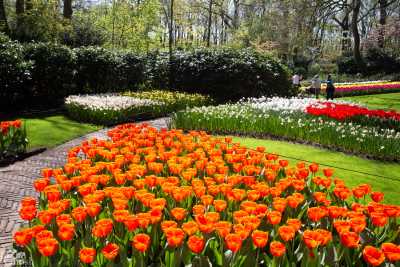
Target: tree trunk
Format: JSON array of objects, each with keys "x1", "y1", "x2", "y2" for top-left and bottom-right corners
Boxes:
[
  {"x1": 206, "y1": 0, "x2": 213, "y2": 47},
  {"x1": 168, "y1": 0, "x2": 174, "y2": 88},
  {"x1": 232, "y1": 0, "x2": 239, "y2": 29},
  {"x1": 0, "y1": 0, "x2": 9, "y2": 33},
  {"x1": 168, "y1": 0, "x2": 174, "y2": 57},
  {"x1": 25, "y1": 0, "x2": 32, "y2": 10},
  {"x1": 351, "y1": 0, "x2": 362, "y2": 65},
  {"x1": 378, "y1": 0, "x2": 387, "y2": 48},
  {"x1": 63, "y1": 0, "x2": 73, "y2": 19},
  {"x1": 341, "y1": 13, "x2": 350, "y2": 52},
  {"x1": 16, "y1": 0, "x2": 24, "y2": 15}
]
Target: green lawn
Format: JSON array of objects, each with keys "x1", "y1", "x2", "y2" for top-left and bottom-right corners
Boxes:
[
  {"x1": 342, "y1": 92, "x2": 400, "y2": 111},
  {"x1": 232, "y1": 136, "x2": 400, "y2": 205},
  {"x1": 23, "y1": 115, "x2": 101, "y2": 149}
]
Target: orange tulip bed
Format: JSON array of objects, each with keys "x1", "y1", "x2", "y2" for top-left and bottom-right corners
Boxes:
[{"x1": 14, "y1": 123, "x2": 400, "y2": 266}]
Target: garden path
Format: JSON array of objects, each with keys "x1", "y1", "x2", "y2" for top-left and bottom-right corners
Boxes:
[{"x1": 0, "y1": 118, "x2": 169, "y2": 266}]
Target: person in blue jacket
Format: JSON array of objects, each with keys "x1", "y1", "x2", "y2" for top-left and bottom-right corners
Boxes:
[{"x1": 325, "y1": 74, "x2": 335, "y2": 100}]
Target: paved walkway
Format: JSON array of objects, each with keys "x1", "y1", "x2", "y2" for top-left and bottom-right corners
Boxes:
[{"x1": 0, "y1": 118, "x2": 169, "y2": 266}]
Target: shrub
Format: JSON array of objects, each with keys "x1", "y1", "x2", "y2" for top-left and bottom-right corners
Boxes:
[
  {"x1": 24, "y1": 42, "x2": 76, "y2": 108},
  {"x1": 0, "y1": 32, "x2": 10, "y2": 44},
  {"x1": 74, "y1": 47, "x2": 146, "y2": 93},
  {"x1": 62, "y1": 15, "x2": 107, "y2": 47},
  {"x1": 338, "y1": 48, "x2": 400, "y2": 75},
  {"x1": 147, "y1": 48, "x2": 292, "y2": 102},
  {"x1": 337, "y1": 56, "x2": 364, "y2": 75},
  {"x1": 364, "y1": 48, "x2": 400, "y2": 74},
  {"x1": 0, "y1": 41, "x2": 33, "y2": 111}
]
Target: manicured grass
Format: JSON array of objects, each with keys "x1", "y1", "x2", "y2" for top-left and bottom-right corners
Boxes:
[
  {"x1": 23, "y1": 115, "x2": 101, "y2": 149},
  {"x1": 343, "y1": 92, "x2": 400, "y2": 111},
  {"x1": 231, "y1": 136, "x2": 400, "y2": 205}
]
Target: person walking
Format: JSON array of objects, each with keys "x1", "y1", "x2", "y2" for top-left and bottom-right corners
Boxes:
[
  {"x1": 311, "y1": 75, "x2": 321, "y2": 99},
  {"x1": 292, "y1": 73, "x2": 300, "y2": 90},
  {"x1": 325, "y1": 74, "x2": 335, "y2": 100}
]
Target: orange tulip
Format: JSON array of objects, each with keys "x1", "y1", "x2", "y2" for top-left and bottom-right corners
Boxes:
[
  {"x1": 86, "y1": 203, "x2": 102, "y2": 217},
  {"x1": 37, "y1": 238, "x2": 59, "y2": 257},
  {"x1": 182, "y1": 221, "x2": 199, "y2": 236},
  {"x1": 92, "y1": 219, "x2": 113, "y2": 238},
  {"x1": 161, "y1": 220, "x2": 178, "y2": 233},
  {"x1": 187, "y1": 235, "x2": 205, "y2": 254},
  {"x1": 102, "y1": 243, "x2": 119, "y2": 260},
  {"x1": 303, "y1": 230, "x2": 323, "y2": 249},
  {"x1": 165, "y1": 228, "x2": 185, "y2": 247},
  {"x1": 38, "y1": 210, "x2": 56, "y2": 225},
  {"x1": 309, "y1": 163, "x2": 319, "y2": 173},
  {"x1": 370, "y1": 192, "x2": 384, "y2": 202},
  {"x1": 214, "y1": 221, "x2": 232, "y2": 238},
  {"x1": 171, "y1": 207, "x2": 187, "y2": 221},
  {"x1": 272, "y1": 198, "x2": 287, "y2": 213},
  {"x1": 278, "y1": 225, "x2": 296, "y2": 242},
  {"x1": 307, "y1": 207, "x2": 327, "y2": 222},
  {"x1": 19, "y1": 205, "x2": 37, "y2": 221},
  {"x1": 35, "y1": 230, "x2": 54, "y2": 242},
  {"x1": 340, "y1": 231, "x2": 360, "y2": 248},
  {"x1": 225, "y1": 233, "x2": 242, "y2": 253},
  {"x1": 132, "y1": 233, "x2": 151, "y2": 253},
  {"x1": 286, "y1": 218, "x2": 301, "y2": 232},
  {"x1": 363, "y1": 246, "x2": 385, "y2": 267},
  {"x1": 381, "y1": 243, "x2": 400, "y2": 262},
  {"x1": 267, "y1": 211, "x2": 282, "y2": 225},
  {"x1": 80, "y1": 248, "x2": 96, "y2": 264},
  {"x1": 213, "y1": 199, "x2": 227, "y2": 212},
  {"x1": 57, "y1": 224, "x2": 75, "y2": 241},
  {"x1": 370, "y1": 212, "x2": 388, "y2": 227},
  {"x1": 21, "y1": 197, "x2": 36, "y2": 207},
  {"x1": 322, "y1": 168, "x2": 334, "y2": 177},
  {"x1": 71, "y1": 207, "x2": 87, "y2": 223},
  {"x1": 269, "y1": 241, "x2": 286, "y2": 257},
  {"x1": 14, "y1": 229, "x2": 33, "y2": 247},
  {"x1": 251, "y1": 230, "x2": 269, "y2": 248}
]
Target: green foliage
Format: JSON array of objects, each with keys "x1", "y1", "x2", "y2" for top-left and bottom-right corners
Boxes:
[
  {"x1": 0, "y1": 41, "x2": 33, "y2": 110},
  {"x1": 24, "y1": 42, "x2": 75, "y2": 107},
  {"x1": 338, "y1": 48, "x2": 400, "y2": 76},
  {"x1": 364, "y1": 48, "x2": 400, "y2": 74},
  {"x1": 337, "y1": 56, "x2": 364, "y2": 74},
  {"x1": 148, "y1": 48, "x2": 292, "y2": 102},
  {"x1": 62, "y1": 12, "x2": 107, "y2": 47},
  {"x1": 0, "y1": 32, "x2": 10, "y2": 43},
  {"x1": 12, "y1": 0, "x2": 69, "y2": 42},
  {"x1": 0, "y1": 40, "x2": 290, "y2": 110},
  {"x1": 74, "y1": 46, "x2": 146, "y2": 93},
  {"x1": 91, "y1": 0, "x2": 161, "y2": 51}
]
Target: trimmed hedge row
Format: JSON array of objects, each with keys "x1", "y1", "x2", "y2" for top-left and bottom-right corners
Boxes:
[
  {"x1": 148, "y1": 49, "x2": 293, "y2": 102},
  {"x1": 0, "y1": 41, "x2": 291, "y2": 111}
]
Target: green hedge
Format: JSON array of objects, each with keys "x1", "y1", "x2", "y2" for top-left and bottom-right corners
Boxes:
[
  {"x1": 148, "y1": 49, "x2": 292, "y2": 102},
  {"x1": 0, "y1": 40, "x2": 291, "y2": 111}
]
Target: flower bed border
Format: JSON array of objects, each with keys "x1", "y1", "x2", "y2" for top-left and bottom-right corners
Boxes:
[{"x1": 182, "y1": 128, "x2": 400, "y2": 162}]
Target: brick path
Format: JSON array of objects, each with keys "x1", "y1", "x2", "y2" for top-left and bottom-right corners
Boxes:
[{"x1": 0, "y1": 118, "x2": 169, "y2": 266}]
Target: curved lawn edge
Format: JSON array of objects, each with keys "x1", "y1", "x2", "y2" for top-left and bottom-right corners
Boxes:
[
  {"x1": 231, "y1": 135, "x2": 400, "y2": 205},
  {"x1": 183, "y1": 128, "x2": 399, "y2": 162}
]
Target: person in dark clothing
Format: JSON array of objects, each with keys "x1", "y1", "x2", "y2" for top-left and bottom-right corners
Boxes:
[{"x1": 325, "y1": 74, "x2": 335, "y2": 100}]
